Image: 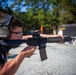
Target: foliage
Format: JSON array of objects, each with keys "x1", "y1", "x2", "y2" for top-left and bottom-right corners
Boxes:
[
  {"x1": 58, "y1": 0, "x2": 76, "y2": 25},
  {"x1": 0, "y1": 0, "x2": 13, "y2": 15},
  {"x1": 0, "y1": 0, "x2": 76, "y2": 33}
]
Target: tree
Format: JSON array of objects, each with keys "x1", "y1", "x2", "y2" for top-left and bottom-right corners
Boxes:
[
  {"x1": 5, "y1": 0, "x2": 76, "y2": 34},
  {"x1": 0, "y1": 0, "x2": 14, "y2": 15},
  {"x1": 10, "y1": 0, "x2": 53, "y2": 33},
  {"x1": 58, "y1": 0, "x2": 76, "y2": 24}
]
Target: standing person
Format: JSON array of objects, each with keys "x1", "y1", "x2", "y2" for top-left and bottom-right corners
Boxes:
[
  {"x1": 58, "y1": 28, "x2": 64, "y2": 43},
  {"x1": 58, "y1": 28, "x2": 64, "y2": 38},
  {"x1": 40, "y1": 26, "x2": 43, "y2": 34},
  {"x1": 0, "y1": 12, "x2": 36, "y2": 75}
]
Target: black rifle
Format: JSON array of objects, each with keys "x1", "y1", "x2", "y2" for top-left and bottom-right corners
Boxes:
[{"x1": 0, "y1": 30, "x2": 63, "y2": 61}]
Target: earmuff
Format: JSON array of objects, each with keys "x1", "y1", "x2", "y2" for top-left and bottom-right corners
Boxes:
[{"x1": 0, "y1": 14, "x2": 13, "y2": 39}]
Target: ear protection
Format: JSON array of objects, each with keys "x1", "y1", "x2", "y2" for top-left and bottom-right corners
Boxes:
[{"x1": 0, "y1": 14, "x2": 13, "y2": 39}]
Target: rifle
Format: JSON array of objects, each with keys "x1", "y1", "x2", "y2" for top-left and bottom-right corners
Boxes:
[{"x1": 0, "y1": 30, "x2": 63, "y2": 61}]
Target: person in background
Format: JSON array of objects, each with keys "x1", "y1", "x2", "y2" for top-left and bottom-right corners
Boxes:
[{"x1": 58, "y1": 28, "x2": 64, "y2": 43}]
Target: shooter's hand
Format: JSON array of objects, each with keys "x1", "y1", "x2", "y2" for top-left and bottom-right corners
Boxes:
[{"x1": 21, "y1": 46, "x2": 37, "y2": 58}]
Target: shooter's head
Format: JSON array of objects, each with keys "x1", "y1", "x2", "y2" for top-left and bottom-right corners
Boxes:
[{"x1": 9, "y1": 18, "x2": 23, "y2": 39}]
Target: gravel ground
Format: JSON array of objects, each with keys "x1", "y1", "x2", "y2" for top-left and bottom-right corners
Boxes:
[{"x1": 8, "y1": 43, "x2": 76, "y2": 75}]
